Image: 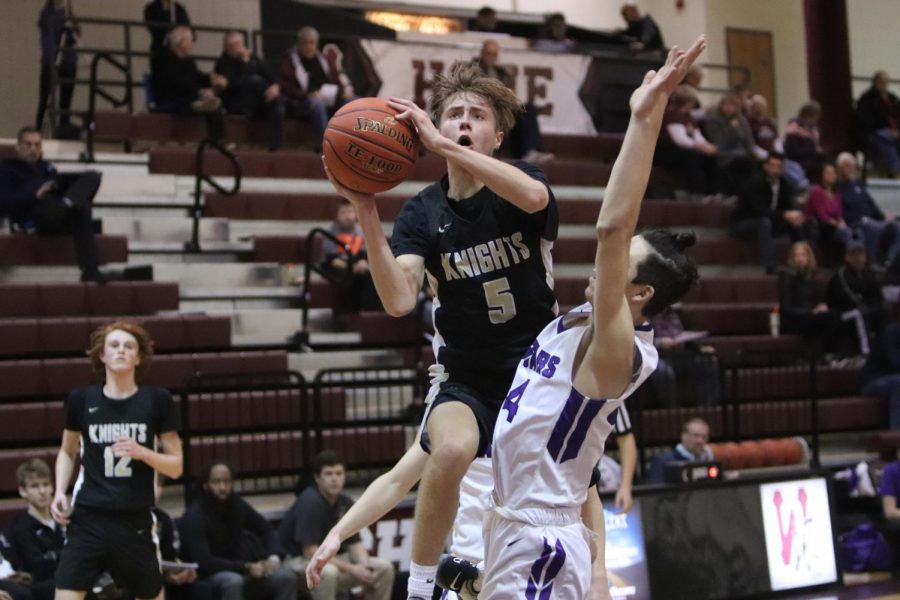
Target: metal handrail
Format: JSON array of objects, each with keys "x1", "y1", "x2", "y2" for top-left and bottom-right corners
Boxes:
[
  {"x1": 188, "y1": 139, "x2": 242, "y2": 252},
  {"x1": 83, "y1": 52, "x2": 133, "y2": 162},
  {"x1": 299, "y1": 227, "x2": 355, "y2": 333}
]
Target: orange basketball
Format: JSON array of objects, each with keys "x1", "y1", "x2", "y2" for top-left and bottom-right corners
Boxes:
[{"x1": 323, "y1": 97, "x2": 418, "y2": 194}]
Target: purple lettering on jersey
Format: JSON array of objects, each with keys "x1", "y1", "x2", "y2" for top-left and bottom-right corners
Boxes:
[
  {"x1": 535, "y1": 350, "x2": 550, "y2": 373},
  {"x1": 542, "y1": 356, "x2": 560, "y2": 378},
  {"x1": 521, "y1": 341, "x2": 560, "y2": 379},
  {"x1": 525, "y1": 537, "x2": 567, "y2": 600},
  {"x1": 501, "y1": 380, "x2": 530, "y2": 423}
]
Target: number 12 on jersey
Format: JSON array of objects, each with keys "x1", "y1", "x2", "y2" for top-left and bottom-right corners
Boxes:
[{"x1": 103, "y1": 446, "x2": 133, "y2": 478}]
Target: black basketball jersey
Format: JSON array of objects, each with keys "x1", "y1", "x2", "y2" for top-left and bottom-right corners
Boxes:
[
  {"x1": 391, "y1": 161, "x2": 558, "y2": 401},
  {"x1": 64, "y1": 385, "x2": 180, "y2": 511}
]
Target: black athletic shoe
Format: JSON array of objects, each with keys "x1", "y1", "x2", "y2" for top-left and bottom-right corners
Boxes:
[{"x1": 436, "y1": 554, "x2": 482, "y2": 596}]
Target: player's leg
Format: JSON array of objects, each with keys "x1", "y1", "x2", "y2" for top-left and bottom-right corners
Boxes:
[
  {"x1": 408, "y1": 401, "x2": 480, "y2": 598},
  {"x1": 54, "y1": 509, "x2": 107, "y2": 600},
  {"x1": 106, "y1": 511, "x2": 164, "y2": 600}
]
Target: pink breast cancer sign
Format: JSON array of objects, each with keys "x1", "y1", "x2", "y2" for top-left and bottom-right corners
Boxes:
[{"x1": 759, "y1": 477, "x2": 838, "y2": 591}]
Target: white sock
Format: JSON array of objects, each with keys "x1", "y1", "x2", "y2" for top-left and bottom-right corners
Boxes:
[{"x1": 407, "y1": 562, "x2": 438, "y2": 599}]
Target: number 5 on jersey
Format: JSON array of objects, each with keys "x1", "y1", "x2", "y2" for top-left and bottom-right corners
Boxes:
[
  {"x1": 484, "y1": 277, "x2": 517, "y2": 324},
  {"x1": 104, "y1": 446, "x2": 133, "y2": 477}
]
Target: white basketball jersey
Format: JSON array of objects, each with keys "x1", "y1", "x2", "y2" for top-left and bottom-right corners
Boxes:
[{"x1": 491, "y1": 302, "x2": 657, "y2": 510}]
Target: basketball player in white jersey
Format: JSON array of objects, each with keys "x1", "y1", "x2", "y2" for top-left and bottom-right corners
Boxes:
[{"x1": 482, "y1": 36, "x2": 707, "y2": 599}]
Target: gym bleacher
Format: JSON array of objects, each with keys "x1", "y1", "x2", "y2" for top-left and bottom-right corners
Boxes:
[{"x1": 4, "y1": 4, "x2": 900, "y2": 598}]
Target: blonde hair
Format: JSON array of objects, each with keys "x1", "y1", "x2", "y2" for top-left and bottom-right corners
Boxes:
[
  {"x1": 88, "y1": 320, "x2": 154, "y2": 380},
  {"x1": 787, "y1": 241, "x2": 817, "y2": 277},
  {"x1": 429, "y1": 63, "x2": 521, "y2": 134}
]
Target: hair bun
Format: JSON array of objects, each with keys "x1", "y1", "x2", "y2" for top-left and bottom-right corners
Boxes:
[{"x1": 674, "y1": 232, "x2": 696, "y2": 250}]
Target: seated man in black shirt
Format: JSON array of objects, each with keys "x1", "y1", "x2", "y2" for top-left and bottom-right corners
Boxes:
[
  {"x1": 143, "y1": 0, "x2": 190, "y2": 56},
  {"x1": 619, "y1": 4, "x2": 665, "y2": 52},
  {"x1": 151, "y1": 480, "x2": 213, "y2": 600},
  {"x1": 0, "y1": 127, "x2": 104, "y2": 282},
  {"x1": 9, "y1": 459, "x2": 59, "y2": 600},
  {"x1": 215, "y1": 31, "x2": 285, "y2": 151},
  {"x1": 280, "y1": 451, "x2": 394, "y2": 600},
  {"x1": 180, "y1": 461, "x2": 297, "y2": 600}
]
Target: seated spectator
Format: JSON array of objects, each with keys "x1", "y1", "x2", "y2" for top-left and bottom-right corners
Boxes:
[
  {"x1": 469, "y1": 6, "x2": 498, "y2": 33},
  {"x1": 861, "y1": 322, "x2": 900, "y2": 429},
  {"x1": 280, "y1": 450, "x2": 394, "y2": 600},
  {"x1": 320, "y1": 200, "x2": 380, "y2": 313},
  {"x1": 804, "y1": 162, "x2": 857, "y2": 253},
  {"x1": 837, "y1": 152, "x2": 900, "y2": 264},
  {"x1": 730, "y1": 152, "x2": 807, "y2": 274},
  {"x1": 474, "y1": 40, "x2": 553, "y2": 165},
  {"x1": 826, "y1": 243, "x2": 885, "y2": 354},
  {"x1": 645, "y1": 418, "x2": 713, "y2": 484},
  {"x1": 855, "y1": 70, "x2": 899, "y2": 178},
  {"x1": 143, "y1": 0, "x2": 190, "y2": 55},
  {"x1": 647, "y1": 307, "x2": 720, "y2": 407},
  {"x1": 8, "y1": 459, "x2": 60, "y2": 600},
  {"x1": 0, "y1": 126, "x2": 105, "y2": 282},
  {"x1": 746, "y1": 94, "x2": 809, "y2": 190},
  {"x1": 152, "y1": 480, "x2": 214, "y2": 600},
  {"x1": 785, "y1": 101, "x2": 825, "y2": 180},
  {"x1": 655, "y1": 85, "x2": 717, "y2": 199},
  {"x1": 702, "y1": 94, "x2": 760, "y2": 194},
  {"x1": 150, "y1": 26, "x2": 225, "y2": 141},
  {"x1": 279, "y1": 27, "x2": 355, "y2": 153},
  {"x1": 618, "y1": 3, "x2": 665, "y2": 52},
  {"x1": 180, "y1": 461, "x2": 297, "y2": 600},
  {"x1": 532, "y1": 12, "x2": 575, "y2": 52},
  {"x1": 215, "y1": 30, "x2": 285, "y2": 151},
  {"x1": 777, "y1": 241, "x2": 844, "y2": 354}
]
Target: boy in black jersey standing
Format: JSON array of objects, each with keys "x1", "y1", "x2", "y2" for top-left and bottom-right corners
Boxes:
[
  {"x1": 50, "y1": 321, "x2": 183, "y2": 600},
  {"x1": 323, "y1": 64, "x2": 558, "y2": 599}
]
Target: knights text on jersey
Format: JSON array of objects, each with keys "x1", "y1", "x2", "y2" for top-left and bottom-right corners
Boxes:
[
  {"x1": 64, "y1": 386, "x2": 180, "y2": 511},
  {"x1": 391, "y1": 162, "x2": 558, "y2": 382},
  {"x1": 490, "y1": 303, "x2": 658, "y2": 510}
]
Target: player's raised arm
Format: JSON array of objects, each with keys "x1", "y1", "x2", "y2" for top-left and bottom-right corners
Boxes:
[{"x1": 574, "y1": 36, "x2": 706, "y2": 398}]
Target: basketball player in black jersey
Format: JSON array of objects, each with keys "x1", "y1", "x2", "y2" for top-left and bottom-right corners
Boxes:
[
  {"x1": 323, "y1": 64, "x2": 558, "y2": 599},
  {"x1": 50, "y1": 321, "x2": 183, "y2": 600}
]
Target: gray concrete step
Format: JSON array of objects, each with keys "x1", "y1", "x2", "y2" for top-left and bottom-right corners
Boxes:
[
  {"x1": 288, "y1": 349, "x2": 406, "y2": 381},
  {"x1": 100, "y1": 216, "x2": 230, "y2": 243},
  {"x1": 153, "y1": 262, "x2": 281, "y2": 289}
]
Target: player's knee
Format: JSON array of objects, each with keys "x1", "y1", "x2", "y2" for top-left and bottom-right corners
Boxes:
[{"x1": 430, "y1": 441, "x2": 476, "y2": 473}]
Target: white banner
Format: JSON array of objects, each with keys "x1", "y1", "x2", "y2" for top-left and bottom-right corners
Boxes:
[{"x1": 360, "y1": 40, "x2": 597, "y2": 136}]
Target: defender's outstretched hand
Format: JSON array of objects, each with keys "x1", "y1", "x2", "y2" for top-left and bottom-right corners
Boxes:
[{"x1": 630, "y1": 36, "x2": 706, "y2": 118}]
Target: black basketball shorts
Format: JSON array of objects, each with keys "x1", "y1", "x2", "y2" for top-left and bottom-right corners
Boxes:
[{"x1": 55, "y1": 505, "x2": 162, "y2": 598}]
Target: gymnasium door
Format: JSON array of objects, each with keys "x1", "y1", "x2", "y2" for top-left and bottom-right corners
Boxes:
[{"x1": 726, "y1": 28, "x2": 776, "y2": 117}]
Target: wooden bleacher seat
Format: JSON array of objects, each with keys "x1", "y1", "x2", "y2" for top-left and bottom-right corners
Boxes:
[
  {"x1": 0, "y1": 282, "x2": 179, "y2": 317},
  {"x1": 0, "y1": 314, "x2": 231, "y2": 357},
  {"x1": 0, "y1": 234, "x2": 127, "y2": 265}
]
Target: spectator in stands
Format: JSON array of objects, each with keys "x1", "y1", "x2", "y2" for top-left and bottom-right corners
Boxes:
[
  {"x1": 473, "y1": 40, "x2": 553, "y2": 165},
  {"x1": 778, "y1": 241, "x2": 844, "y2": 354},
  {"x1": 320, "y1": 199, "x2": 380, "y2": 313},
  {"x1": 837, "y1": 152, "x2": 900, "y2": 265},
  {"x1": 618, "y1": 4, "x2": 665, "y2": 53},
  {"x1": 703, "y1": 93, "x2": 760, "y2": 195},
  {"x1": 826, "y1": 243, "x2": 885, "y2": 353},
  {"x1": 645, "y1": 417, "x2": 713, "y2": 484},
  {"x1": 280, "y1": 450, "x2": 394, "y2": 600},
  {"x1": 862, "y1": 322, "x2": 900, "y2": 429},
  {"x1": 647, "y1": 307, "x2": 721, "y2": 407},
  {"x1": 279, "y1": 27, "x2": 355, "y2": 153},
  {"x1": 804, "y1": 162, "x2": 857, "y2": 253},
  {"x1": 655, "y1": 85, "x2": 717, "y2": 199},
  {"x1": 785, "y1": 101, "x2": 825, "y2": 181},
  {"x1": 215, "y1": 30, "x2": 285, "y2": 151},
  {"x1": 730, "y1": 152, "x2": 807, "y2": 274},
  {"x1": 469, "y1": 6, "x2": 498, "y2": 33},
  {"x1": 746, "y1": 94, "x2": 809, "y2": 191},
  {"x1": 0, "y1": 126, "x2": 105, "y2": 282},
  {"x1": 36, "y1": 0, "x2": 79, "y2": 137},
  {"x1": 150, "y1": 25, "x2": 226, "y2": 140},
  {"x1": 143, "y1": 0, "x2": 190, "y2": 56},
  {"x1": 180, "y1": 461, "x2": 298, "y2": 600},
  {"x1": 532, "y1": 12, "x2": 575, "y2": 52},
  {"x1": 152, "y1": 479, "x2": 213, "y2": 600},
  {"x1": 0, "y1": 551, "x2": 32, "y2": 600},
  {"x1": 855, "y1": 70, "x2": 900, "y2": 178},
  {"x1": 9, "y1": 459, "x2": 60, "y2": 600}
]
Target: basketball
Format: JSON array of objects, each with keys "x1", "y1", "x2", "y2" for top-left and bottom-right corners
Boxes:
[{"x1": 323, "y1": 97, "x2": 419, "y2": 194}]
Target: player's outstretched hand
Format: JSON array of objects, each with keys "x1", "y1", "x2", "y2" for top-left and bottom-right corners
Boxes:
[
  {"x1": 306, "y1": 530, "x2": 341, "y2": 588},
  {"x1": 321, "y1": 157, "x2": 376, "y2": 209},
  {"x1": 50, "y1": 491, "x2": 71, "y2": 525},
  {"x1": 629, "y1": 35, "x2": 706, "y2": 119},
  {"x1": 387, "y1": 97, "x2": 443, "y2": 154}
]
